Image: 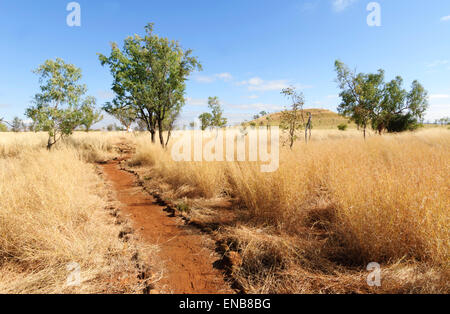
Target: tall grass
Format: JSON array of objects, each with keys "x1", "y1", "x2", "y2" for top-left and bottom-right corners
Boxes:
[
  {"x1": 132, "y1": 129, "x2": 449, "y2": 268},
  {"x1": 0, "y1": 133, "x2": 153, "y2": 293}
]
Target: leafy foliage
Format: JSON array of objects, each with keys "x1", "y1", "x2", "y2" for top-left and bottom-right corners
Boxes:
[
  {"x1": 198, "y1": 112, "x2": 213, "y2": 130},
  {"x1": 102, "y1": 100, "x2": 136, "y2": 131},
  {"x1": 335, "y1": 60, "x2": 428, "y2": 137},
  {"x1": 337, "y1": 123, "x2": 348, "y2": 131},
  {"x1": 80, "y1": 97, "x2": 103, "y2": 131},
  {"x1": 99, "y1": 23, "x2": 201, "y2": 147},
  {"x1": 26, "y1": 58, "x2": 97, "y2": 149},
  {"x1": 0, "y1": 119, "x2": 8, "y2": 132}
]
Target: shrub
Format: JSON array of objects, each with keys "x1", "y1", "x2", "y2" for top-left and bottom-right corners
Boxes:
[{"x1": 337, "y1": 123, "x2": 348, "y2": 131}]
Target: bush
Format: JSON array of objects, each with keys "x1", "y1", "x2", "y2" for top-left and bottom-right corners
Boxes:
[
  {"x1": 0, "y1": 122, "x2": 8, "y2": 132},
  {"x1": 337, "y1": 123, "x2": 348, "y2": 131}
]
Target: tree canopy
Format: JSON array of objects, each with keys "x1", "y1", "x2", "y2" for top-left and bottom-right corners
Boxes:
[
  {"x1": 102, "y1": 100, "x2": 137, "y2": 132},
  {"x1": 99, "y1": 23, "x2": 202, "y2": 147},
  {"x1": 198, "y1": 96, "x2": 227, "y2": 130},
  {"x1": 26, "y1": 58, "x2": 97, "y2": 149},
  {"x1": 80, "y1": 97, "x2": 103, "y2": 131},
  {"x1": 335, "y1": 60, "x2": 428, "y2": 137}
]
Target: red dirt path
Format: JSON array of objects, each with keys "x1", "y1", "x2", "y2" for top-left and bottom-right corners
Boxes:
[{"x1": 101, "y1": 158, "x2": 233, "y2": 294}]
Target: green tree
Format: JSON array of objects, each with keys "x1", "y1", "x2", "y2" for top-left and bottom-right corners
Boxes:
[
  {"x1": 0, "y1": 119, "x2": 8, "y2": 132},
  {"x1": 374, "y1": 78, "x2": 428, "y2": 133},
  {"x1": 280, "y1": 86, "x2": 305, "y2": 149},
  {"x1": 207, "y1": 97, "x2": 227, "y2": 128},
  {"x1": 26, "y1": 58, "x2": 96, "y2": 150},
  {"x1": 99, "y1": 23, "x2": 201, "y2": 147},
  {"x1": 80, "y1": 97, "x2": 103, "y2": 132},
  {"x1": 335, "y1": 60, "x2": 384, "y2": 139},
  {"x1": 11, "y1": 117, "x2": 24, "y2": 132},
  {"x1": 335, "y1": 60, "x2": 428, "y2": 136},
  {"x1": 102, "y1": 100, "x2": 137, "y2": 132},
  {"x1": 198, "y1": 112, "x2": 212, "y2": 130}
]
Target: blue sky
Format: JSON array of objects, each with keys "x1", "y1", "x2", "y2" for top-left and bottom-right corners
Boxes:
[{"x1": 0, "y1": 0, "x2": 449, "y2": 127}]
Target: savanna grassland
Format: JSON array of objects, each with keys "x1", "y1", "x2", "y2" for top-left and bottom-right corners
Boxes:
[
  {"x1": 128, "y1": 127, "x2": 449, "y2": 293},
  {"x1": 0, "y1": 127, "x2": 448, "y2": 294},
  {"x1": 0, "y1": 132, "x2": 159, "y2": 294}
]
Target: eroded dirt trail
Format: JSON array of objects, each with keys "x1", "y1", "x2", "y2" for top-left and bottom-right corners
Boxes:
[{"x1": 101, "y1": 153, "x2": 232, "y2": 294}]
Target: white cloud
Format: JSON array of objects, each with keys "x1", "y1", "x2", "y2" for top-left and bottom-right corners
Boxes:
[
  {"x1": 430, "y1": 94, "x2": 450, "y2": 99},
  {"x1": 441, "y1": 15, "x2": 450, "y2": 22},
  {"x1": 426, "y1": 60, "x2": 449, "y2": 68},
  {"x1": 425, "y1": 94, "x2": 450, "y2": 121},
  {"x1": 238, "y1": 77, "x2": 312, "y2": 92},
  {"x1": 194, "y1": 72, "x2": 233, "y2": 83},
  {"x1": 332, "y1": 0, "x2": 358, "y2": 12},
  {"x1": 185, "y1": 97, "x2": 208, "y2": 107},
  {"x1": 216, "y1": 72, "x2": 233, "y2": 81},
  {"x1": 247, "y1": 95, "x2": 259, "y2": 99},
  {"x1": 195, "y1": 75, "x2": 216, "y2": 83},
  {"x1": 425, "y1": 103, "x2": 450, "y2": 122}
]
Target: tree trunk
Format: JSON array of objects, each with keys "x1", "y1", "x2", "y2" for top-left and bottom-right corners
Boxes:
[
  {"x1": 47, "y1": 136, "x2": 53, "y2": 150},
  {"x1": 157, "y1": 119, "x2": 165, "y2": 148},
  {"x1": 150, "y1": 130, "x2": 156, "y2": 143},
  {"x1": 165, "y1": 128, "x2": 172, "y2": 148}
]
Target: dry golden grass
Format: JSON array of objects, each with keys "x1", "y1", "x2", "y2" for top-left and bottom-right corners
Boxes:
[
  {"x1": 1, "y1": 129, "x2": 447, "y2": 293},
  {"x1": 0, "y1": 132, "x2": 158, "y2": 294},
  {"x1": 129, "y1": 128, "x2": 450, "y2": 293},
  {"x1": 250, "y1": 109, "x2": 357, "y2": 129}
]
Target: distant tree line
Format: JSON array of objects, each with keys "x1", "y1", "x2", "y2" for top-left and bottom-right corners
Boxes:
[
  {"x1": 0, "y1": 23, "x2": 201, "y2": 150},
  {"x1": 334, "y1": 60, "x2": 429, "y2": 138},
  {"x1": 1, "y1": 29, "x2": 433, "y2": 150}
]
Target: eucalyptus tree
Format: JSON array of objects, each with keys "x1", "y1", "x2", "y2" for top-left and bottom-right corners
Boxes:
[
  {"x1": 372, "y1": 77, "x2": 428, "y2": 133},
  {"x1": 99, "y1": 23, "x2": 201, "y2": 147},
  {"x1": 198, "y1": 97, "x2": 227, "y2": 130},
  {"x1": 81, "y1": 97, "x2": 103, "y2": 132},
  {"x1": 207, "y1": 96, "x2": 227, "y2": 128},
  {"x1": 335, "y1": 60, "x2": 384, "y2": 139},
  {"x1": 26, "y1": 58, "x2": 96, "y2": 150},
  {"x1": 198, "y1": 112, "x2": 212, "y2": 130},
  {"x1": 335, "y1": 60, "x2": 428, "y2": 137}
]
